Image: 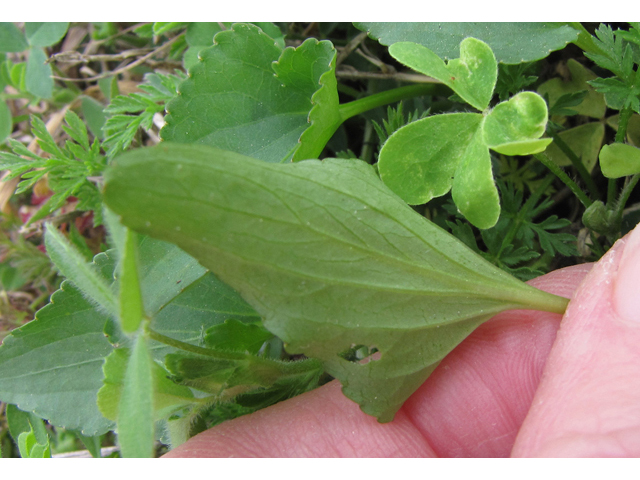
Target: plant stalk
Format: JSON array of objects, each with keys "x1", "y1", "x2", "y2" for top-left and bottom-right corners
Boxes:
[
  {"x1": 339, "y1": 83, "x2": 450, "y2": 122},
  {"x1": 547, "y1": 129, "x2": 601, "y2": 200},
  {"x1": 146, "y1": 327, "x2": 246, "y2": 361},
  {"x1": 534, "y1": 152, "x2": 592, "y2": 208}
]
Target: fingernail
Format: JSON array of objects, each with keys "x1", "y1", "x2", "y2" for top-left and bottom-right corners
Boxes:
[{"x1": 614, "y1": 223, "x2": 640, "y2": 324}]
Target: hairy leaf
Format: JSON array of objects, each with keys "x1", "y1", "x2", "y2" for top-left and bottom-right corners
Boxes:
[
  {"x1": 103, "y1": 143, "x2": 569, "y2": 422},
  {"x1": 355, "y1": 22, "x2": 579, "y2": 64},
  {"x1": 161, "y1": 23, "x2": 336, "y2": 163}
]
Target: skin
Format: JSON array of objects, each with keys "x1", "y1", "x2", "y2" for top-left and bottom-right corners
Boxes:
[{"x1": 164, "y1": 225, "x2": 640, "y2": 458}]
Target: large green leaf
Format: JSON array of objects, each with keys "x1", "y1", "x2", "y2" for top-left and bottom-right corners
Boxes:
[
  {"x1": 161, "y1": 23, "x2": 337, "y2": 163},
  {"x1": 355, "y1": 22, "x2": 579, "y2": 64},
  {"x1": 103, "y1": 143, "x2": 569, "y2": 422}
]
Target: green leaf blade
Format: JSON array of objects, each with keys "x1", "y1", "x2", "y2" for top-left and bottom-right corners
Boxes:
[
  {"x1": 25, "y1": 47, "x2": 53, "y2": 99},
  {"x1": 0, "y1": 278, "x2": 115, "y2": 436},
  {"x1": 599, "y1": 143, "x2": 640, "y2": 178},
  {"x1": 103, "y1": 143, "x2": 569, "y2": 422},
  {"x1": 0, "y1": 23, "x2": 28, "y2": 52},
  {"x1": 389, "y1": 38, "x2": 497, "y2": 111},
  {"x1": 451, "y1": 129, "x2": 501, "y2": 229},
  {"x1": 25, "y1": 22, "x2": 68, "y2": 48},
  {"x1": 356, "y1": 22, "x2": 579, "y2": 64},
  {"x1": 483, "y1": 91, "x2": 551, "y2": 155},
  {"x1": 378, "y1": 113, "x2": 482, "y2": 205},
  {"x1": 162, "y1": 23, "x2": 336, "y2": 163}
]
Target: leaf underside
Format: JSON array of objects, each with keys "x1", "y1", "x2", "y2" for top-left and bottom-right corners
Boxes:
[{"x1": 103, "y1": 143, "x2": 568, "y2": 422}]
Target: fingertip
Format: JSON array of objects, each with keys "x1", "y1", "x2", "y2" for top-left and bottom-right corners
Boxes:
[{"x1": 512, "y1": 226, "x2": 640, "y2": 457}]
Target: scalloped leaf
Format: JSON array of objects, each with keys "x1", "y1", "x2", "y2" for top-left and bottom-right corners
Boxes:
[
  {"x1": 389, "y1": 38, "x2": 496, "y2": 111},
  {"x1": 355, "y1": 22, "x2": 579, "y2": 64},
  {"x1": 0, "y1": 271, "x2": 116, "y2": 436},
  {"x1": 103, "y1": 143, "x2": 569, "y2": 422},
  {"x1": 162, "y1": 23, "x2": 336, "y2": 163}
]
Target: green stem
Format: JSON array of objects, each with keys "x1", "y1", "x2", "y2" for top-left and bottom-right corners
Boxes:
[
  {"x1": 547, "y1": 129, "x2": 601, "y2": 200},
  {"x1": 607, "y1": 106, "x2": 634, "y2": 207},
  {"x1": 568, "y1": 22, "x2": 605, "y2": 57},
  {"x1": 146, "y1": 327, "x2": 246, "y2": 361},
  {"x1": 615, "y1": 106, "x2": 633, "y2": 144},
  {"x1": 534, "y1": 152, "x2": 593, "y2": 208},
  {"x1": 339, "y1": 83, "x2": 450, "y2": 122},
  {"x1": 613, "y1": 173, "x2": 640, "y2": 225}
]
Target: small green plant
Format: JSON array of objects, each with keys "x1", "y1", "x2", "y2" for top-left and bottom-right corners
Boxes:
[{"x1": 1, "y1": 22, "x2": 639, "y2": 457}]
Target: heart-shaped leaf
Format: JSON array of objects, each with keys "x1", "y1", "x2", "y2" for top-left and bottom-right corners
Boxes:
[
  {"x1": 161, "y1": 23, "x2": 337, "y2": 163},
  {"x1": 103, "y1": 143, "x2": 569, "y2": 422},
  {"x1": 482, "y1": 91, "x2": 552, "y2": 155},
  {"x1": 389, "y1": 38, "x2": 497, "y2": 111}
]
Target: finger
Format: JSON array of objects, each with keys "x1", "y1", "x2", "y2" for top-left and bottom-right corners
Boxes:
[
  {"x1": 163, "y1": 380, "x2": 437, "y2": 457},
  {"x1": 512, "y1": 224, "x2": 640, "y2": 457},
  {"x1": 400, "y1": 263, "x2": 592, "y2": 457}
]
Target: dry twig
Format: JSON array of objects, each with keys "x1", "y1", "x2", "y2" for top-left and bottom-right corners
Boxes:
[{"x1": 51, "y1": 35, "x2": 181, "y2": 83}]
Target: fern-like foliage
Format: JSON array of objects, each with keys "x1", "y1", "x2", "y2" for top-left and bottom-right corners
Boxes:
[
  {"x1": 445, "y1": 180, "x2": 578, "y2": 280},
  {"x1": 102, "y1": 71, "x2": 187, "y2": 158},
  {"x1": 586, "y1": 24, "x2": 640, "y2": 113},
  {"x1": 0, "y1": 111, "x2": 106, "y2": 225}
]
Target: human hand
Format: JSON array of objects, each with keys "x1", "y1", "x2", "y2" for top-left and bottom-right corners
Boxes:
[{"x1": 163, "y1": 224, "x2": 640, "y2": 458}]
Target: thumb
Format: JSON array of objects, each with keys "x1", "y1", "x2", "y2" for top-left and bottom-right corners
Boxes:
[{"x1": 512, "y1": 223, "x2": 640, "y2": 457}]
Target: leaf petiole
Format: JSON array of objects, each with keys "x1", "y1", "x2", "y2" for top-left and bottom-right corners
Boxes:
[
  {"x1": 338, "y1": 83, "x2": 449, "y2": 122},
  {"x1": 535, "y1": 152, "x2": 593, "y2": 208},
  {"x1": 146, "y1": 327, "x2": 246, "y2": 361}
]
